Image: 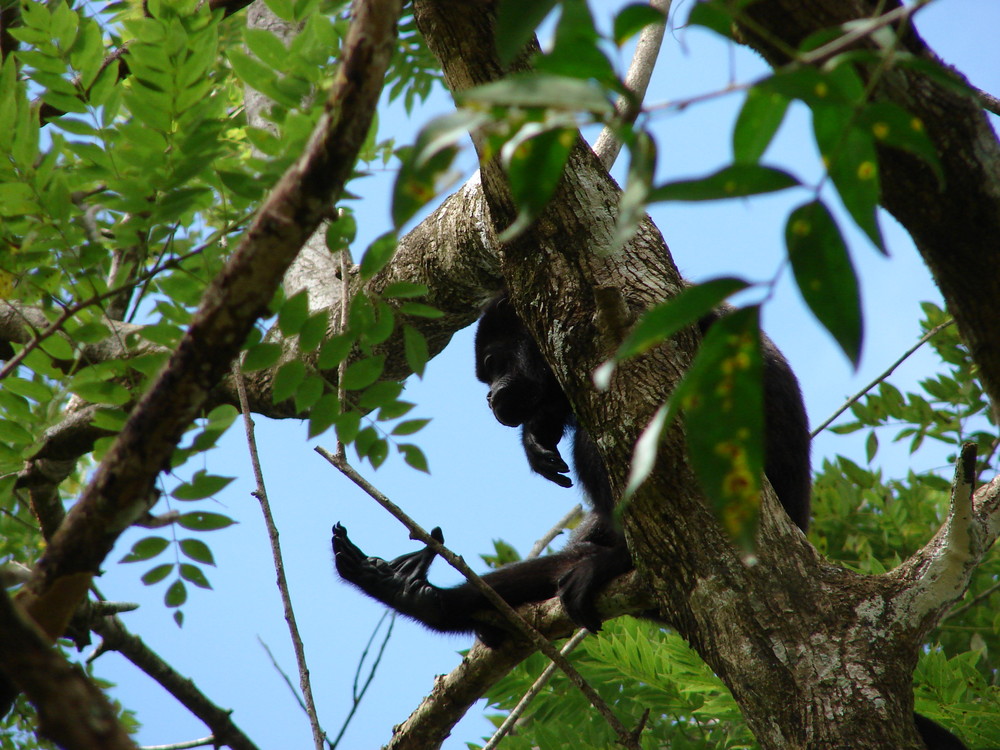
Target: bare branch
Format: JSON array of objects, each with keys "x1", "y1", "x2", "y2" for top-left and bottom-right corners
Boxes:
[
  {"x1": 481, "y1": 628, "x2": 590, "y2": 750},
  {"x1": 235, "y1": 367, "x2": 326, "y2": 750},
  {"x1": 890, "y1": 444, "x2": 993, "y2": 632},
  {"x1": 527, "y1": 504, "x2": 583, "y2": 559},
  {"x1": 89, "y1": 615, "x2": 260, "y2": 750},
  {"x1": 811, "y1": 318, "x2": 955, "y2": 438},
  {"x1": 593, "y1": 0, "x2": 672, "y2": 169}
]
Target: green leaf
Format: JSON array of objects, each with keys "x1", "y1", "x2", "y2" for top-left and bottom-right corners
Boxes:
[
  {"x1": 177, "y1": 511, "x2": 237, "y2": 531},
  {"x1": 856, "y1": 101, "x2": 944, "y2": 186},
  {"x1": 272, "y1": 359, "x2": 307, "y2": 403},
  {"x1": 503, "y1": 126, "x2": 575, "y2": 239},
  {"x1": 359, "y1": 381, "x2": 405, "y2": 410},
  {"x1": 392, "y1": 112, "x2": 484, "y2": 229},
  {"x1": 180, "y1": 563, "x2": 212, "y2": 589},
  {"x1": 614, "y1": 278, "x2": 750, "y2": 361},
  {"x1": 367, "y1": 438, "x2": 389, "y2": 469},
  {"x1": 325, "y1": 211, "x2": 357, "y2": 252},
  {"x1": 334, "y1": 409, "x2": 361, "y2": 445},
  {"x1": 0, "y1": 419, "x2": 34, "y2": 448},
  {"x1": 865, "y1": 431, "x2": 878, "y2": 463},
  {"x1": 403, "y1": 324, "x2": 429, "y2": 377},
  {"x1": 733, "y1": 87, "x2": 790, "y2": 163},
  {"x1": 398, "y1": 443, "x2": 429, "y2": 473},
  {"x1": 495, "y1": 0, "x2": 557, "y2": 63},
  {"x1": 785, "y1": 200, "x2": 863, "y2": 366},
  {"x1": 382, "y1": 282, "x2": 429, "y2": 299},
  {"x1": 71, "y1": 380, "x2": 131, "y2": 406},
  {"x1": 242, "y1": 342, "x2": 283, "y2": 372},
  {"x1": 398, "y1": 302, "x2": 443, "y2": 319},
  {"x1": 172, "y1": 471, "x2": 235, "y2": 501},
  {"x1": 649, "y1": 164, "x2": 799, "y2": 202},
  {"x1": 362, "y1": 301, "x2": 395, "y2": 346},
  {"x1": 623, "y1": 404, "x2": 669, "y2": 499},
  {"x1": 165, "y1": 579, "x2": 187, "y2": 607},
  {"x1": 294, "y1": 375, "x2": 324, "y2": 412},
  {"x1": 392, "y1": 419, "x2": 430, "y2": 436},
  {"x1": 685, "y1": 0, "x2": 738, "y2": 39},
  {"x1": 142, "y1": 563, "x2": 174, "y2": 585},
  {"x1": 278, "y1": 290, "x2": 310, "y2": 336},
  {"x1": 119, "y1": 536, "x2": 169, "y2": 563},
  {"x1": 359, "y1": 232, "x2": 398, "y2": 279},
  {"x1": 613, "y1": 4, "x2": 665, "y2": 46},
  {"x1": 812, "y1": 104, "x2": 883, "y2": 251},
  {"x1": 179, "y1": 538, "x2": 215, "y2": 565},
  {"x1": 308, "y1": 393, "x2": 341, "y2": 438},
  {"x1": 227, "y1": 48, "x2": 278, "y2": 98},
  {"x1": 2, "y1": 377, "x2": 53, "y2": 402},
  {"x1": 318, "y1": 334, "x2": 354, "y2": 370},
  {"x1": 299, "y1": 311, "x2": 329, "y2": 352},
  {"x1": 459, "y1": 74, "x2": 614, "y2": 117},
  {"x1": 674, "y1": 307, "x2": 766, "y2": 551},
  {"x1": 341, "y1": 355, "x2": 385, "y2": 390},
  {"x1": 538, "y1": 1, "x2": 615, "y2": 85},
  {"x1": 243, "y1": 28, "x2": 289, "y2": 71}
]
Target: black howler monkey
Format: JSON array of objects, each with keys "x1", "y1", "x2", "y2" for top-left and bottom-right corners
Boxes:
[
  {"x1": 333, "y1": 290, "x2": 811, "y2": 643},
  {"x1": 332, "y1": 290, "x2": 967, "y2": 749}
]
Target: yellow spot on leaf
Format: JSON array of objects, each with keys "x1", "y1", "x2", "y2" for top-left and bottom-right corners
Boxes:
[
  {"x1": 791, "y1": 219, "x2": 811, "y2": 237},
  {"x1": 872, "y1": 122, "x2": 889, "y2": 140},
  {"x1": 857, "y1": 161, "x2": 876, "y2": 180}
]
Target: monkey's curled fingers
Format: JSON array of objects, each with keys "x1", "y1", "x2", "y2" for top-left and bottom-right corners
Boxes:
[
  {"x1": 523, "y1": 432, "x2": 573, "y2": 488},
  {"x1": 332, "y1": 523, "x2": 444, "y2": 603}
]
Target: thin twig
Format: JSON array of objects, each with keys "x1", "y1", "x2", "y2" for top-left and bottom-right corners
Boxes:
[
  {"x1": 257, "y1": 636, "x2": 309, "y2": 716},
  {"x1": 527, "y1": 505, "x2": 583, "y2": 559},
  {"x1": 317, "y1": 446, "x2": 643, "y2": 749},
  {"x1": 482, "y1": 628, "x2": 590, "y2": 750},
  {"x1": 944, "y1": 580, "x2": 1000, "y2": 622},
  {"x1": 235, "y1": 367, "x2": 326, "y2": 750},
  {"x1": 810, "y1": 319, "x2": 954, "y2": 438},
  {"x1": 336, "y1": 246, "x2": 352, "y2": 461},
  {"x1": 593, "y1": 0, "x2": 672, "y2": 170},
  {"x1": 329, "y1": 611, "x2": 396, "y2": 749},
  {"x1": 139, "y1": 737, "x2": 216, "y2": 750}
]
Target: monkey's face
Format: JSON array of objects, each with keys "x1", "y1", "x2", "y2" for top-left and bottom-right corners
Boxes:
[{"x1": 478, "y1": 341, "x2": 548, "y2": 427}]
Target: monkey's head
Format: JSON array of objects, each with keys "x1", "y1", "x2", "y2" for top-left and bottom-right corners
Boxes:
[{"x1": 475, "y1": 293, "x2": 561, "y2": 428}]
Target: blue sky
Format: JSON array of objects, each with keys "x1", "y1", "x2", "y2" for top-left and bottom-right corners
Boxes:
[{"x1": 93, "y1": 2, "x2": 1000, "y2": 748}]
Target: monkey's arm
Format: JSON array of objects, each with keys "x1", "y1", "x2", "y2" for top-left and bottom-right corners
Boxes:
[
  {"x1": 332, "y1": 523, "x2": 612, "y2": 646},
  {"x1": 522, "y1": 414, "x2": 573, "y2": 488}
]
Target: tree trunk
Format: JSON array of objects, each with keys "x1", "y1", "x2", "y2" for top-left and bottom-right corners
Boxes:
[{"x1": 409, "y1": 0, "x2": 999, "y2": 747}]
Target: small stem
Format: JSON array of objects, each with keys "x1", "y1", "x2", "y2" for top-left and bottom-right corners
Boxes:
[
  {"x1": 482, "y1": 628, "x2": 589, "y2": 750},
  {"x1": 235, "y1": 367, "x2": 326, "y2": 750},
  {"x1": 811, "y1": 319, "x2": 954, "y2": 438}
]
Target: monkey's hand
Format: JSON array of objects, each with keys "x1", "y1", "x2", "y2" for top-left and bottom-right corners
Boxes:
[
  {"x1": 332, "y1": 524, "x2": 446, "y2": 616},
  {"x1": 522, "y1": 429, "x2": 573, "y2": 488},
  {"x1": 557, "y1": 543, "x2": 633, "y2": 633}
]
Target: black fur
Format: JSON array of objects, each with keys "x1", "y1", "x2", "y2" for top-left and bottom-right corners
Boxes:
[{"x1": 333, "y1": 290, "x2": 810, "y2": 640}]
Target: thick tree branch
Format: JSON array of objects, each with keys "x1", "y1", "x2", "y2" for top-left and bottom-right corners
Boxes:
[
  {"x1": 0, "y1": 588, "x2": 137, "y2": 750},
  {"x1": 90, "y1": 615, "x2": 260, "y2": 750}
]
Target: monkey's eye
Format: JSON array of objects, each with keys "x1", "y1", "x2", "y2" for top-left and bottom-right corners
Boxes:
[{"x1": 482, "y1": 354, "x2": 495, "y2": 372}]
